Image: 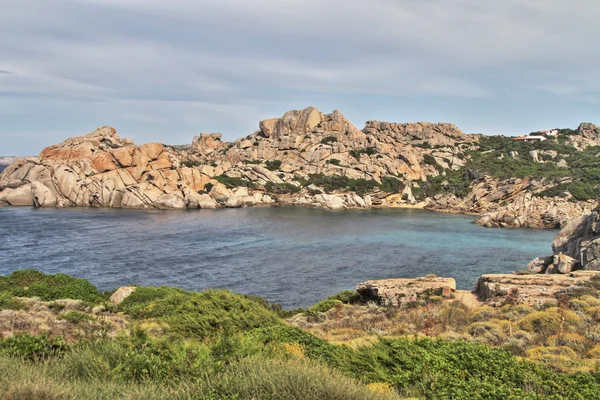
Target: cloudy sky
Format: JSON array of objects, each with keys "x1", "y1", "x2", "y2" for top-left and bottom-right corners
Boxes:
[{"x1": 1, "y1": 0, "x2": 599, "y2": 155}]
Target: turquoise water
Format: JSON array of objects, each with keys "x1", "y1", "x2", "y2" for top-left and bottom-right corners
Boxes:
[{"x1": 0, "y1": 207, "x2": 556, "y2": 308}]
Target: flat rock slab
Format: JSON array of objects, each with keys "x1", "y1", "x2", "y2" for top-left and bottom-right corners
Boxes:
[
  {"x1": 476, "y1": 271, "x2": 600, "y2": 306},
  {"x1": 356, "y1": 277, "x2": 456, "y2": 307},
  {"x1": 110, "y1": 286, "x2": 137, "y2": 305}
]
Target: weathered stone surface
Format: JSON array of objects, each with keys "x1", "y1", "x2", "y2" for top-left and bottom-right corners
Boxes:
[
  {"x1": 356, "y1": 277, "x2": 456, "y2": 307},
  {"x1": 225, "y1": 195, "x2": 243, "y2": 208},
  {"x1": 110, "y1": 286, "x2": 137, "y2": 304},
  {"x1": 527, "y1": 256, "x2": 552, "y2": 274},
  {"x1": 475, "y1": 271, "x2": 600, "y2": 306},
  {"x1": 314, "y1": 194, "x2": 345, "y2": 210}
]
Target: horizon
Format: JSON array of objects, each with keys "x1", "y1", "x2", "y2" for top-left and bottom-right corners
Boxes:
[{"x1": 2, "y1": 0, "x2": 600, "y2": 155}]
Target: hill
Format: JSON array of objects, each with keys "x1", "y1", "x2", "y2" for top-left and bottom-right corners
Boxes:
[{"x1": 1, "y1": 107, "x2": 599, "y2": 228}]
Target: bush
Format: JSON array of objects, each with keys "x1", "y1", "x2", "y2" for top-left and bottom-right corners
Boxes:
[
  {"x1": 214, "y1": 175, "x2": 256, "y2": 189},
  {"x1": 0, "y1": 270, "x2": 105, "y2": 304},
  {"x1": 60, "y1": 311, "x2": 93, "y2": 325},
  {"x1": 180, "y1": 159, "x2": 202, "y2": 168},
  {"x1": 327, "y1": 159, "x2": 341, "y2": 166},
  {"x1": 118, "y1": 287, "x2": 281, "y2": 339},
  {"x1": 265, "y1": 160, "x2": 282, "y2": 171},
  {"x1": 0, "y1": 292, "x2": 27, "y2": 311},
  {"x1": 321, "y1": 136, "x2": 338, "y2": 145},
  {"x1": 307, "y1": 299, "x2": 342, "y2": 315},
  {"x1": 0, "y1": 333, "x2": 68, "y2": 361},
  {"x1": 265, "y1": 182, "x2": 301, "y2": 194}
]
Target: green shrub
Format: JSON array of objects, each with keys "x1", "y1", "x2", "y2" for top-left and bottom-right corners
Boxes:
[
  {"x1": 265, "y1": 160, "x2": 282, "y2": 171},
  {"x1": 328, "y1": 290, "x2": 362, "y2": 304},
  {"x1": 214, "y1": 175, "x2": 256, "y2": 189},
  {"x1": 118, "y1": 287, "x2": 281, "y2": 339},
  {"x1": 265, "y1": 182, "x2": 300, "y2": 194},
  {"x1": 180, "y1": 159, "x2": 202, "y2": 168},
  {"x1": 327, "y1": 159, "x2": 341, "y2": 166},
  {"x1": 0, "y1": 333, "x2": 68, "y2": 361},
  {"x1": 307, "y1": 299, "x2": 342, "y2": 315},
  {"x1": 380, "y1": 176, "x2": 405, "y2": 193},
  {"x1": 0, "y1": 292, "x2": 27, "y2": 311},
  {"x1": 0, "y1": 270, "x2": 105, "y2": 304},
  {"x1": 321, "y1": 136, "x2": 338, "y2": 144},
  {"x1": 60, "y1": 311, "x2": 93, "y2": 325}
]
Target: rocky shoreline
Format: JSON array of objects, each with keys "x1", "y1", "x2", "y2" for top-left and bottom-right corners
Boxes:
[
  {"x1": 356, "y1": 209, "x2": 600, "y2": 309},
  {"x1": 1, "y1": 107, "x2": 598, "y2": 229}
]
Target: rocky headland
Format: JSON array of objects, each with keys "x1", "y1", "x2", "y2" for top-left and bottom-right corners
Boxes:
[{"x1": 1, "y1": 107, "x2": 598, "y2": 229}]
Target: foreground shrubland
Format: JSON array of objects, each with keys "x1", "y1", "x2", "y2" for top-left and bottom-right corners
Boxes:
[{"x1": 2, "y1": 270, "x2": 600, "y2": 399}]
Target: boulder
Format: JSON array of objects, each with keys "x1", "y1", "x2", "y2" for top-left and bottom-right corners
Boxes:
[
  {"x1": 526, "y1": 256, "x2": 552, "y2": 274},
  {"x1": 2, "y1": 184, "x2": 33, "y2": 206},
  {"x1": 110, "y1": 286, "x2": 137, "y2": 304},
  {"x1": 225, "y1": 195, "x2": 243, "y2": 208},
  {"x1": 314, "y1": 194, "x2": 345, "y2": 210},
  {"x1": 356, "y1": 277, "x2": 456, "y2": 307}
]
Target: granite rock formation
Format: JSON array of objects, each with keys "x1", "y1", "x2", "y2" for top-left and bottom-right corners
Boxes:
[{"x1": 1, "y1": 107, "x2": 597, "y2": 227}]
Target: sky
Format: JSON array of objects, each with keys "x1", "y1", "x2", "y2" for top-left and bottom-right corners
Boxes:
[{"x1": 1, "y1": 0, "x2": 600, "y2": 155}]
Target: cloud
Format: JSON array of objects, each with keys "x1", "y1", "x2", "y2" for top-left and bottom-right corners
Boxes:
[{"x1": 1, "y1": 0, "x2": 600, "y2": 154}]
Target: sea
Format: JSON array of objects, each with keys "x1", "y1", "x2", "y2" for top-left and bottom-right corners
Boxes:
[{"x1": 0, "y1": 206, "x2": 556, "y2": 308}]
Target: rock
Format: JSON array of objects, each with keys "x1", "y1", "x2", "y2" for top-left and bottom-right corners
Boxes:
[
  {"x1": 314, "y1": 194, "x2": 345, "y2": 210},
  {"x1": 197, "y1": 194, "x2": 218, "y2": 209},
  {"x1": 155, "y1": 193, "x2": 186, "y2": 209},
  {"x1": 553, "y1": 253, "x2": 578, "y2": 274},
  {"x1": 225, "y1": 195, "x2": 243, "y2": 208},
  {"x1": 527, "y1": 256, "x2": 552, "y2": 274},
  {"x1": 209, "y1": 183, "x2": 233, "y2": 204},
  {"x1": 110, "y1": 286, "x2": 137, "y2": 304},
  {"x1": 259, "y1": 106, "x2": 323, "y2": 139},
  {"x1": 475, "y1": 272, "x2": 600, "y2": 306},
  {"x1": 31, "y1": 182, "x2": 58, "y2": 207},
  {"x1": 2, "y1": 184, "x2": 33, "y2": 206},
  {"x1": 192, "y1": 133, "x2": 224, "y2": 154},
  {"x1": 356, "y1": 277, "x2": 456, "y2": 307}
]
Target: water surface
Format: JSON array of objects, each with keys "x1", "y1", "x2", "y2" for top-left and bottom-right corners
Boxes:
[{"x1": 0, "y1": 207, "x2": 556, "y2": 308}]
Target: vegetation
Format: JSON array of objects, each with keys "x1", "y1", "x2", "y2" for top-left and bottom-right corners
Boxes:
[
  {"x1": 321, "y1": 136, "x2": 338, "y2": 145},
  {"x1": 5, "y1": 270, "x2": 600, "y2": 399},
  {"x1": 118, "y1": 286, "x2": 280, "y2": 339},
  {"x1": 299, "y1": 173, "x2": 403, "y2": 196},
  {"x1": 180, "y1": 159, "x2": 202, "y2": 168},
  {"x1": 214, "y1": 175, "x2": 256, "y2": 189},
  {"x1": 420, "y1": 134, "x2": 600, "y2": 201},
  {"x1": 265, "y1": 160, "x2": 282, "y2": 171},
  {"x1": 265, "y1": 182, "x2": 301, "y2": 195},
  {"x1": 0, "y1": 270, "x2": 105, "y2": 304}
]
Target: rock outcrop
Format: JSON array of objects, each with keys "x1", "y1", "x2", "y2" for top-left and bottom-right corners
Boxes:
[
  {"x1": 474, "y1": 271, "x2": 600, "y2": 306},
  {"x1": 567, "y1": 123, "x2": 600, "y2": 149},
  {"x1": 356, "y1": 277, "x2": 456, "y2": 307},
  {"x1": 1, "y1": 107, "x2": 597, "y2": 228}
]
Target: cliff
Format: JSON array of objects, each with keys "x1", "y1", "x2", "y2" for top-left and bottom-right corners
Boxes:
[{"x1": 1, "y1": 107, "x2": 598, "y2": 228}]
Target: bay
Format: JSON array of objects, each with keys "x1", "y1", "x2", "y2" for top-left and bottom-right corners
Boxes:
[{"x1": 0, "y1": 207, "x2": 556, "y2": 308}]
